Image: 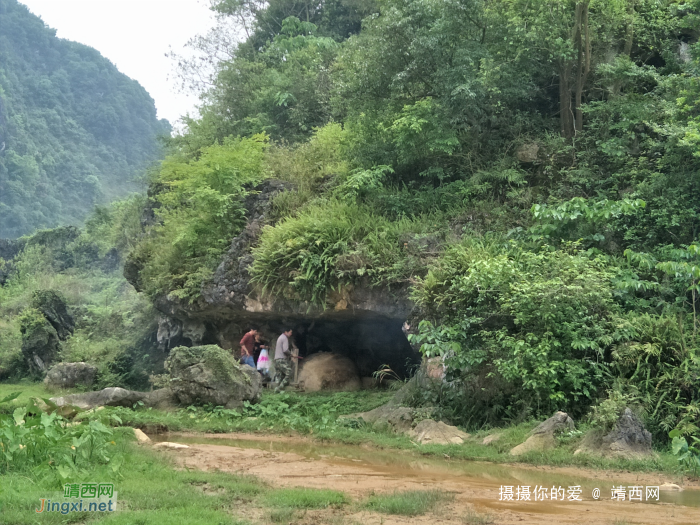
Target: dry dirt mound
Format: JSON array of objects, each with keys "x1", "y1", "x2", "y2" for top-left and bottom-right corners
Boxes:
[{"x1": 298, "y1": 352, "x2": 361, "y2": 392}]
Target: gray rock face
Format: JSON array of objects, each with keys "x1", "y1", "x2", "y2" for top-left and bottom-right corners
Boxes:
[
  {"x1": 44, "y1": 362, "x2": 97, "y2": 389},
  {"x1": 575, "y1": 408, "x2": 653, "y2": 459},
  {"x1": 165, "y1": 345, "x2": 262, "y2": 409},
  {"x1": 31, "y1": 290, "x2": 74, "y2": 340},
  {"x1": 602, "y1": 408, "x2": 652, "y2": 457},
  {"x1": 510, "y1": 411, "x2": 575, "y2": 456}
]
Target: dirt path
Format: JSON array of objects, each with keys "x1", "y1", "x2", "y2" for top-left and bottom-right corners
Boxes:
[{"x1": 153, "y1": 432, "x2": 700, "y2": 525}]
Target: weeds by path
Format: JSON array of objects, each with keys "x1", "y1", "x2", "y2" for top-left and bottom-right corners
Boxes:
[
  {"x1": 361, "y1": 489, "x2": 452, "y2": 516},
  {"x1": 264, "y1": 487, "x2": 348, "y2": 509}
]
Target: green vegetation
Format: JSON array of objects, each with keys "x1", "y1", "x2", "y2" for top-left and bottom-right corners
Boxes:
[
  {"x1": 5, "y1": 0, "x2": 700, "y2": 493},
  {"x1": 0, "y1": 0, "x2": 169, "y2": 238},
  {"x1": 0, "y1": 202, "x2": 162, "y2": 387},
  {"x1": 362, "y1": 490, "x2": 450, "y2": 516},
  {"x1": 264, "y1": 487, "x2": 348, "y2": 509},
  {"x1": 35, "y1": 0, "x2": 693, "y2": 455}
]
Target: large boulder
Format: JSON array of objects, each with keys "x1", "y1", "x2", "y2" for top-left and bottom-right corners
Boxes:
[
  {"x1": 408, "y1": 420, "x2": 471, "y2": 445},
  {"x1": 510, "y1": 411, "x2": 575, "y2": 456},
  {"x1": 44, "y1": 362, "x2": 98, "y2": 389},
  {"x1": 298, "y1": 352, "x2": 361, "y2": 392},
  {"x1": 165, "y1": 345, "x2": 262, "y2": 408},
  {"x1": 20, "y1": 308, "x2": 61, "y2": 373},
  {"x1": 31, "y1": 290, "x2": 74, "y2": 340},
  {"x1": 576, "y1": 408, "x2": 652, "y2": 459}
]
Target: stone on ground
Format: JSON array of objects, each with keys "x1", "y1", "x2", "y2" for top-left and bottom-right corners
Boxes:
[
  {"x1": 510, "y1": 411, "x2": 574, "y2": 456},
  {"x1": 482, "y1": 434, "x2": 501, "y2": 445},
  {"x1": 575, "y1": 408, "x2": 653, "y2": 459},
  {"x1": 352, "y1": 404, "x2": 415, "y2": 433},
  {"x1": 408, "y1": 419, "x2": 470, "y2": 445},
  {"x1": 133, "y1": 428, "x2": 151, "y2": 444},
  {"x1": 165, "y1": 345, "x2": 261, "y2": 408},
  {"x1": 153, "y1": 442, "x2": 189, "y2": 449},
  {"x1": 602, "y1": 408, "x2": 652, "y2": 458},
  {"x1": 44, "y1": 362, "x2": 97, "y2": 389},
  {"x1": 51, "y1": 387, "x2": 147, "y2": 410},
  {"x1": 298, "y1": 352, "x2": 361, "y2": 392}
]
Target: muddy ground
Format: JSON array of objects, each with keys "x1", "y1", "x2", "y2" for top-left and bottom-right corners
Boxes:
[{"x1": 151, "y1": 432, "x2": 700, "y2": 525}]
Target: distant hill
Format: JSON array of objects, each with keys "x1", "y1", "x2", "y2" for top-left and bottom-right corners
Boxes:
[{"x1": 0, "y1": 0, "x2": 170, "y2": 238}]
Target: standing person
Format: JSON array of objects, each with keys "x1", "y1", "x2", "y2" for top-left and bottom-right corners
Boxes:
[
  {"x1": 274, "y1": 328, "x2": 293, "y2": 392},
  {"x1": 239, "y1": 327, "x2": 258, "y2": 368}
]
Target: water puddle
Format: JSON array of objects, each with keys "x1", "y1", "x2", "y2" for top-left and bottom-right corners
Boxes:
[{"x1": 152, "y1": 433, "x2": 700, "y2": 509}]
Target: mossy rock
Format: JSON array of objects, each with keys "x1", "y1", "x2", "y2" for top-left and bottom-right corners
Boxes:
[
  {"x1": 31, "y1": 289, "x2": 74, "y2": 340},
  {"x1": 165, "y1": 345, "x2": 262, "y2": 408},
  {"x1": 19, "y1": 307, "x2": 61, "y2": 373}
]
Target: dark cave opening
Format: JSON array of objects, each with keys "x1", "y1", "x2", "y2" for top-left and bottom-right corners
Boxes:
[{"x1": 214, "y1": 316, "x2": 420, "y2": 380}]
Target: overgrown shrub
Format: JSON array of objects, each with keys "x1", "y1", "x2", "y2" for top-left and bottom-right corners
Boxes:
[
  {"x1": 130, "y1": 135, "x2": 267, "y2": 300},
  {"x1": 251, "y1": 199, "x2": 438, "y2": 304}
]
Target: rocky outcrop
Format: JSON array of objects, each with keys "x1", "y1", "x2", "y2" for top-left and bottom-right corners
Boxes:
[
  {"x1": 44, "y1": 362, "x2": 97, "y2": 389},
  {"x1": 298, "y1": 352, "x2": 361, "y2": 392},
  {"x1": 50, "y1": 387, "x2": 176, "y2": 410},
  {"x1": 19, "y1": 290, "x2": 75, "y2": 374},
  {"x1": 31, "y1": 290, "x2": 74, "y2": 339},
  {"x1": 575, "y1": 408, "x2": 653, "y2": 459},
  {"x1": 602, "y1": 408, "x2": 652, "y2": 457},
  {"x1": 125, "y1": 179, "x2": 418, "y2": 380},
  {"x1": 165, "y1": 345, "x2": 262, "y2": 408},
  {"x1": 20, "y1": 310, "x2": 61, "y2": 373},
  {"x1": 408, "y1": 420, "x2": 471, "y2": 445},
  {"x1": 510, "y1": 411, "x2": 574, "y2": 456}
]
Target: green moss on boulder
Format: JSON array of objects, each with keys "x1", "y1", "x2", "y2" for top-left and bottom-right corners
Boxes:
[{"x1": 165, "y1": 345, "x2": 261, "y2": 408}]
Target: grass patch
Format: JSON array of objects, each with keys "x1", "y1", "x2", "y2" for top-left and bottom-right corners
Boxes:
[
  {"x1": 362, "y1": 490, "x2": 451, "y2": 516},
  {"x1": 0, "y1": 428, "x2": 263, "y2": 524},
  {"x1": 264, "y1": 487, "x2": 348, "y2": 509},
  {"x1": 463, "y1": 509, "x2": 495, "y2": 524},
  {"x1": 270, "y1": 507, "x2": 298, "y2": 523}
]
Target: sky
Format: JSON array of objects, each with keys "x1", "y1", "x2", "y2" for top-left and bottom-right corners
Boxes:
[{"x1": 20, "y1": 0, "x2": 218, "y2": 125}]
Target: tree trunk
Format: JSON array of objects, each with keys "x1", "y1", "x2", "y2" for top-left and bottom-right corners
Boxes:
[
  {"x1": 559, "y1": 61, "x2": 574, "y2": 139},
  {"x1": 573, "y1": 1, "x2": 590, "y2": 134}
]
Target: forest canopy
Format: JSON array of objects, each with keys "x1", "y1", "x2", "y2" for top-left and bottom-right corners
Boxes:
[{"x1": 0, "y1": 0, "x2": 170, "y2": 238}]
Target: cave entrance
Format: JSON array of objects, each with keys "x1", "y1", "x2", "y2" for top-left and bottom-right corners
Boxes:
[
  {"x1": 240, "y1": 317, "x2": 420, "y2": 380},
  {"x1": 291, "y1": 318, "x2": 419, "y2": 379}
]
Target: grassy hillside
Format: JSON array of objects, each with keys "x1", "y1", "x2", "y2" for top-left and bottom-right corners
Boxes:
[{"x1": 0, "y1": 0, "x2": 170, "y2": 238}]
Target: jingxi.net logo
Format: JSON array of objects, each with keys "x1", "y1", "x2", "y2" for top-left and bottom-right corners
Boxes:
[{"x1": 36, "y1": 483, "x2": 117, "y2": 515}]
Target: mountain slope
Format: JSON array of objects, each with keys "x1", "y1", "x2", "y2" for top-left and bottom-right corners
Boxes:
[{"x1": 0, "y1": 0, "x2": 170, "y2": 238}]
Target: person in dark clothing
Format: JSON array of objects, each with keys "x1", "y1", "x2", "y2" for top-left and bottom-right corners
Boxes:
[{"x1": 239, "y1": 327, "x2": 258, "y2": 368}]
